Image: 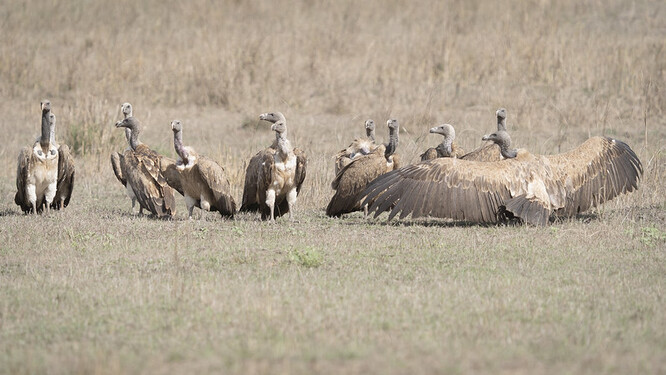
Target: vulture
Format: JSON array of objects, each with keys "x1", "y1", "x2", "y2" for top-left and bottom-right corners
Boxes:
[
  {"x1": 50, "y1": 112, "x2": 76, "y2": 210},
  {"x1": 326, "y1": 119, "x2": 401, "y2": 217},
  {"x1": 239, "y1": 112, "x2": 307, "y2": 221},
  {"x1": 334, "y1": 119, "x2": 378, "y2": 174},
  {"x1": 15, "y1": 100, "x2": 60, "y2": 213},
  {"x1": 114, "y1": 116, "x2": 177, "y2": 219},
  {"x1": 420, "y1": 124, "x2": 466, "y2": 161},
  {"x1": 361, "y1": 129, "x2": 642, "y2": 226},
  {"x1": 111, "y1": 103, "x2": 142, "y2": 214},
  {"x1": 162, "y1": 120, "x2": 236, "y2": 219},
  {"x1": 457, "y1": 108, "x2": 507, "y2": 162}
]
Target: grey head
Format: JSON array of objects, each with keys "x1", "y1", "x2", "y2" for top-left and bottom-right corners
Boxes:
[
  {"x1": 171, "y1": 119, "x2": 183, "y2": 133},
  {"x1": 121, "y1": 102, "x2": 133, "y2": 119},
  {"x1": 365, "y1": 119, "x2": 376, "y2": 138},
  {"x1": 496, "y1": 108, "x2": 507, "y2": 132},
  {"x1": 429, "y1": 123, "x2": 455, "y2": 139},
  {"x1": 41, "y1": 100, "x2": 51, "y2": 113},
  {"x1": 259, "y1": 111, "x2": 286, "y2": 124},
  {"x1": 482, "y1": 130, "x2": 517, "y2": 158},
  {"x1": 271, "y1": 120, "x2": 287, "y2": 134},
  {"x1": 387, "y1": 118, "x2": 399, "y2": 131}
]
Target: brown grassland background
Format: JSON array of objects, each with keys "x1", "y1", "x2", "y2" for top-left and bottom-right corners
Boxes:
[{"x1": 0, "y1": 0, "x2": 665, "y2": 373}]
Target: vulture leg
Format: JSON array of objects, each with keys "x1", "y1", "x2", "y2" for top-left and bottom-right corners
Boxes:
[
  {"x1": 185, "y1": 195, "x2": 197, "y2": 220},
  {"x1": 266, "y1": 189, "x2": 276, "y2": 222},
  {"x1": 27, "y1": 184, "x2": 37, "y2": 215},
  {"x1": 200, "y1": 195, "x2": 210, "y2": 221},
  {"x1": 287, "y1": 188, "x2": 297, "y2": 221}
]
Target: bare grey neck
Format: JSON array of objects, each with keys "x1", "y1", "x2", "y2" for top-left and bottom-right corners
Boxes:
[
  {"x1": 366, "y1": 128, "x2": 375, "y2": 142},
  {"x1": 384, "y1": 127, "x2": 399, "y2": 158},
  {"x1": 497, "y1": 117, "x2": 507, "y2": 132},
  {"x1": 124, "y1": 128, "x2": 132, "y2": 144},
  {"x1": 40, "y1": 110, "x2": 50, "y2": 148},
  {"x1": 436, "y1": 137, "x2": 453, "y2": 157},
  {"x1": 499, "y1": 140, "x2": 517, "y2": 158},
  {"x1": 275, "y1": 131, "x2": 292, "y2": 156},
  {"x1": 173, "y1": 129, "x2": 189, "y2": 163},
  {"x1": 128, "y1": 123, "x2": 140, "y2": 150},
  {"x1": 49, "y1": 121, "x2": 56, "y2": 144}
]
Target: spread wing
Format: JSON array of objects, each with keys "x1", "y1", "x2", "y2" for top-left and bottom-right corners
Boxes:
[
  {"x1": 240, "y1": 148, "x2": 272, "y2": 212},
  {"x1": 111, "y1": 152, "x2": 127, "y2": 186},
  {"x1": 460, "y1": 142, "x2": 502, "y2": 162},
  {"x1": 327, "y1": 149, "x2": 391, "y2": 217},
  {"x1": 547, "y1": 136, "x2": 643, "y2": 216},
  {"x1": 52, "y1": 144, "x2": 75, "y2": 209},
  {"x1": 361, "y1": 154, "x2": 564, "y2": 225},
  {"x1": 293, "y1": 147, "x2": 307, "y2": 194},
  {"x1": 15, "y1": 147, "x2": 32, "y2": 213},
  {"x1": 197, "y1": 156, "x2": 236, "y2": 217}
]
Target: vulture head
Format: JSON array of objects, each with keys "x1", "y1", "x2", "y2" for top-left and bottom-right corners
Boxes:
[
  {"x1": 259, "y1": 112, "x2": 286, "y2": 124},
  {"x1": 171, "y1": 120, "x2": 183, "y2": 133},
  {"x1": 482, "y1": 130, "x2": 517, "y2": 158},
  {"x1": 496, "y1": 108, "x2": 507, "y2": 131},
  {"x1": 429, "y1": 123, "x2": 455, "y2": 139},
  {"x1": 271, "y1": 120, "x2": 287, "y2": 135},
  {"x1": 387, "y1": 119, "x2": 399, "y2": 131},
  {"x1": 121, "y1": 102, "x2": 133, "y2": 118},
  {"x1": 41, "y1": 100, "x2": 51, "y2": 113}
]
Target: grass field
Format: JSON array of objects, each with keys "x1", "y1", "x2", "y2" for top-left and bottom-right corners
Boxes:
[{"x1": 1, "y1": 0, "x2": 665, "y2": 373}]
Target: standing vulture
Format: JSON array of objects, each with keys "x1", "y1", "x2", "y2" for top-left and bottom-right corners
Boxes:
[
  {"x1": 15, "y1": 100, "x2": 59, "y2": 214},
  {"x1": 334, "y1": 119, "x2": 378, "y2": 174},
  {"x1": 361, "y1": 129, "x2": 642, "y2": 225},
  {"x1": 240, "y1": 112, "x2": 307, "y2": 221},
  {"x1": 326, "y1": 119, "x2": 401, "y2": 217},
  {"x1": 111, "y1": 103, "x2": 142, "y2": 214},
  {"x1": 50, "y1": 111, "x2": 75, "y2": 210},
  {"x1": 115, "y1": 116, "x2": 177, "y2": 219},
  {"x1": 162, "y1": 120, "x2": 236, "y2": 219},
  {"x1": 420, "y1": 124, "x2": 466, "y2": 161}
]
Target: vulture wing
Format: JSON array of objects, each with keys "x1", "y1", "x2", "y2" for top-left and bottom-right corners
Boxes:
[
  {"x1": 52, "y1": 144, "x2": 75, "y2": 209},
  {"x1": 15, "y1": 147, "x2": 32, "y2": 213},
  {"x1": 161, "y1": 157, "x2": 184, "y2": 196},
  {"x1": 125, "y1": 146, "x2": 176, "y2": 218},
  {"x1": 240, "y1": 149, "x2": 272, "y2": 212},
  {"x1": 293, "y1": 147, "x2": 307, "y2": 194},
  {"x1": 327, "y1": 149, "x2": 391, "y2": 217},
  {"x1": 361, "y1": 153, "x2": 565, "y2": 225},
  {"x1": 197, "y1": 156, "x2": 236, "y2": 217},
  {"x1": 111, "y1": 152, "x2": 127, "y2": 186},
  {"x1": 460, "y1": 142, "x2": 502, "y2": 162},
  {"x1": 547, "y1": 136, "x2": 643, "y2": 216}
]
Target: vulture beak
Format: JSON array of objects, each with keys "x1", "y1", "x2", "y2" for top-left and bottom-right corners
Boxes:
[
  {"x1": 271, "y1": 123, "x2": 276, "y2": 131},
  {"x1": 115, "y1": 120, "x2": 124, "y2": 128},
  {"x1": 481, "y1": 134, "x2": 491, "y2": 141},
  {"x1": 429, "y1": 127, "x2": 439, "y2": 134}
]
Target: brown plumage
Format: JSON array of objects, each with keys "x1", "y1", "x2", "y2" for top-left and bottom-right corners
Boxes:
[
  {"x1": 361, "y1": 130, "x2": 642, "y2": 225},
  {"x1": 334, "y1": 119, "x2": 378, "y2": 174},
  {"x1": 115, "y1": 116, "x2": 177, "y2": 219},
  {"x1": 420, "y1": 124, "x2": 466, "y2": 161},
  {"x1": 50, "y1": 112, "x2": 75, "y2": 210},
  {"x1": 327, "y1": 119, "x2": 401, "y2": 217},
  {"x1": 240, "y1": 112, "x2": 307, "y2": 221},
  {"x1": 15, "y1": 100, "x2": 60, "y2": 214},
  {"x1": 162, "y1": 120, "x2": 236, "y2": 219},
  {"x1": 111, "y1": 103, "x2": 142, "y2": 214}
]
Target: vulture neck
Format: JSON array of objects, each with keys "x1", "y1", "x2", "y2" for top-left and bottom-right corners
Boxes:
[
  {"x1": 436, "y1": 136, "x2": 453, "y2": 157},
  {"x1": 275, "y1": 131, "x2": 292, "y2": 157},
  {"x1": 40, "y1": 110, "x2": 51, "y2": 148},
  {"x1": 124, "y1": 128, "x2": 132, "y2": 145},
  {"x1": 384, "y1": 127, "x2": 398, "y2": 159},
  {"x1": 48, "y1": 121, "x2": 56, "y2": 145},
  {"x1": 366, "y1": 128, "x2": 375, "y2": 142},
  {"x1": 499, "y1": 141, "x2": 518, "y2": 159},
  {"x1": 497, "y1": 117, "x2": 507, "y2": 132},
  {"x1": 128, "y1": 125, "x2": 141, "y2": 150},
  {"x1": 173, "y1": 130, "x2": 190, "y2": 164}
]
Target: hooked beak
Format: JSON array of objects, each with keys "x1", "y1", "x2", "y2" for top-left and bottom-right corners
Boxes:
[
  {"x1": 429, "y1": 127, "x2": 439, "y2": 134},
  {"x1": 482, "y1": 134, "x2": 491, "y2": 141}
]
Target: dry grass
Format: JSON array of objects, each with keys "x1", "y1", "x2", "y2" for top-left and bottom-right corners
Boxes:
[{"x1": 0, "y1": 0, "x2": 665, "y2": 373}]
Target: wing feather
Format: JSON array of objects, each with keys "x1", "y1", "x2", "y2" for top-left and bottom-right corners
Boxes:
[
  {"x1": 51, "y1": 144, "x2": 75, "y2": 209},
  {"x1": 196, "y1": 156, "x2": 236, "y2": 217},
  {"x1": 15, "y1": 147, "x2": 32, "y2": 213},
  {"x1": 326, "y1": 150, "x2": 387, "y2": 217},
  {"x1": 240, "y1": 149, "x2": 271, "y2": 212}
]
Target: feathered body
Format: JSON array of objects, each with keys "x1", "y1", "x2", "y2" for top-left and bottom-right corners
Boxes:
[
  {"x1": 111, "y1": 103, "x2": 141, "y2": 213},
  {"x1": 115, "y1": 116, "x2": 176, "y2": 219},
  {"x1": 327, "y1": 119, "x2": 400, "y2": 217},
  {"x1": 162, "y1": 120, "x2": 236, "y2": 219},
  {"x1": 240, "y1": 112, "x2": 307, "y2": 221},
  {"x1": 362, "y1": 130, "x2": 642, "y2": 225},
  {"x1": 334, "y1": 119, "x2": 378, "y2": 174},
  {"x1": 15, "y1": 101, "x2": 60, "y2": 214}
]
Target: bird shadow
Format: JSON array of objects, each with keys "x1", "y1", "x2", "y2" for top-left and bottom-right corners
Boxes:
[{"x1": 0, "y1": 209, "x2": 21, "y2": 217}]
